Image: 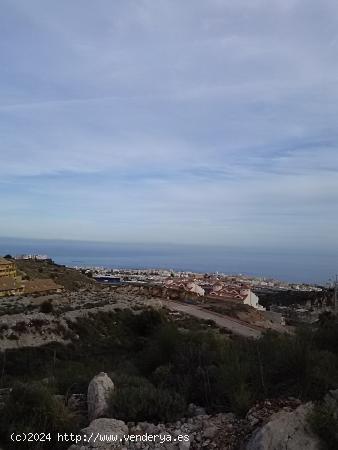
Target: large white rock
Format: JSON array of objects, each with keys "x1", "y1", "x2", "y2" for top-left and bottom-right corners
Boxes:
[
  {"x1": 87, "y1": 372, "x2": 114, "y2": 422},
  {"x1": 68, "y1": 418, "x2": 128, "y2": 449},
  {"x1": 246, "y1": 403, "x2": 321, "y2": 450}
]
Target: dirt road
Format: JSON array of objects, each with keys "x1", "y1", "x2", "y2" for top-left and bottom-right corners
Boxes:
[{"x1": 165, "y1": 300, "x2": 262, "y2": 338}]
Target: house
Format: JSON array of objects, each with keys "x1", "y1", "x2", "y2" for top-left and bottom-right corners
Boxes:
[
  {"x1": 164, "y1": 276, "x2": 265, "y2": 310},
  {"x1": 165, "y1": 278, "x2": 205, "y2": 296},
  {"x1": 208, "y1": 284, "x2": 265, "y2": 310},
  {"x1": 185, "y1": 282, "x2": 205, "y2": 296}
]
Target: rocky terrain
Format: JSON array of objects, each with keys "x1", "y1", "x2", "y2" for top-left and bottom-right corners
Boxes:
[
  {"x1": 0, "y1": 286, "x2": 171, "y2": 350},
  {"x1": 2, "y1": 279, "x2": 267, "y2": 350},
  {"x1": 66, "y1": 372, "x2": 329, "y2": 450}
]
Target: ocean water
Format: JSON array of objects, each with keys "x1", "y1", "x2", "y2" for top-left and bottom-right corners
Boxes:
[{"x1": 0, "y1": 237, "x2": 336, "y2": 285}]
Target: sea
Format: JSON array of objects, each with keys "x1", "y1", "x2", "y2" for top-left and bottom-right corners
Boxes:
[{"x1": 0, "y1": 237, "x2": 336, "y2": 285}]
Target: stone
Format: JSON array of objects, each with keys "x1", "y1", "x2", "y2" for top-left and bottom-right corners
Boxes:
[
  {"x1": 188, "y1": 403, "x2": 206, "y2": 417},
  {"x1": 68, "y1": 418, "x2": 128, "y2": 449},
  {"x1": 87, "y1": 372, "x2": 114, "y2": 421},
  {"x1": 203, "y1": 425, "x2": 218, "y2": 439},
  {"x1": 246, "y1": 403, "x2": 321, "y2": 450},
  {"x1": 324, "y1": 388, "x2": 338, "y2": 411}
]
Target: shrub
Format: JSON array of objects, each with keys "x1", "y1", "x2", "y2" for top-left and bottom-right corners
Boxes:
[
  {"x1": 7, "y1": 333, "x2": 18, "y2": 340},
  {"x1": 40, "y1": 301, "x2": 54, "y2": 314},
  {"x1": 12, "y1": 321, "x2": 28, "y2": 334},
  {"x1": 0, "y1": 323, "x2": 8, "y2": 332},
  {"x1": 308, "y1": 402, "x2": 338, "y2": 450},
  {"x1": 110, "y1": 373, "x2": 152, "y2": 390},
  {"x1": 314, "y1": 313, "x2": 338, "y2": 355},
  {"x1": 109, "y1": 382, "x2": 186, "y2": 423},
  {"x1": 138, "y1": 324, "x2": 180, "y2": 374},
  {"x1": 55, "y1": 362, "x2": 99, "y2": 395},
  {"x1": 130, "y1": 308, "x2": 167, "y2": 337},
  {"x1": 230, "y1": 382, "x2": 253, "y2": 416},
  {"x1": 0, "y1": 382, "x2": 79, "y2": 449}
]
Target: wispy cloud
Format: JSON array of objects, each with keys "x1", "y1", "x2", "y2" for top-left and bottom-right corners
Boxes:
[{"x1": 0, "y1": 0, "x2": 337, "y2": 252}]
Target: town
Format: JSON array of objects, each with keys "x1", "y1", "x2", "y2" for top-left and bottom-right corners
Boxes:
[{"x1": 0, "y1": 254, "x2": 334, "y2": 334}]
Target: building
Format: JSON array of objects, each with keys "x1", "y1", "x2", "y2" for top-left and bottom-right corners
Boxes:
[
  {"x1": 0, "y1": 257, "x2": 17, "y2": 278},
  {"x1": 14, "y1": 254, "x2": 50, "y2": 261},
  {"x1": 208, "y1": 285, "x2": 265, "y2": 310},
  {"x1": 165, "y1": 278, "x2": 205, "y2": 296},
  {"x1": 164, "y1": 276, "x2": 265, "y2": 310},
  {"x1": 0, "y1": 257, "x2": 24, "y2": 297}
]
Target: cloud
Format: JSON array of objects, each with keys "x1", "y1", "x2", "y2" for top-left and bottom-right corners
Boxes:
[{"x1": 0, "y1": 0, "x2": 337, "y2": 253}]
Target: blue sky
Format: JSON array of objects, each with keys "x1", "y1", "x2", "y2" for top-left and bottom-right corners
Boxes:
[{"x1": 1, "y1": 0, "x2": 338, "y2": 251}]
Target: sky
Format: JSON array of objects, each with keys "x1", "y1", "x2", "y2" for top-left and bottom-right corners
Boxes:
[{"x1": 1, "y1": 0, "x2": 338, "y2": 252}]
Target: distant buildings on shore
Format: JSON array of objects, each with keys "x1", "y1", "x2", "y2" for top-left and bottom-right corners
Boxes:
[
  {"x1": 14, "y1": 254, "x2": 50, "y2": 261},
  {"x1": 82, "y1": 265, "x2": 323, "y2": 293}
]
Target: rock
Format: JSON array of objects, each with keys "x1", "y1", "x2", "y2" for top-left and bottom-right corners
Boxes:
[
  {"x1": 246, "y1": 403, "x2": 321, "y2": 450},
  {"x1": 68, "y1": 418, "x2": 128, "y2": 449},
  {"x1": 222, "y1": 412, "x2": 235, "y2": 422},
  {"x1": 246, "y1": 398, "x2": 301, "y2": 429},
  {"x1": 179, "y1": 439, "x2": 190, "y2": 450},
  {"x1": 203, "y1": 425, "x2": 218, "y2": 439},
  {"x1": 87, "y1": 372, "x2": 114, "y2": 421},
  {"x1": 324, "y1": 388, "x2": 338, "y2": 411},
  {"x1": 188, "y1": 403, "x2": 206, "y2": 417}
]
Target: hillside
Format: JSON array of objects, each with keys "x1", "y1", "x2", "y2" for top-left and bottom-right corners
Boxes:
[
  {"x1": 257, "y1": 288, "x2": 332, "y2": 309},
  {"x1": 15, "y1": 259, "x2": 96, "y2": 291}
]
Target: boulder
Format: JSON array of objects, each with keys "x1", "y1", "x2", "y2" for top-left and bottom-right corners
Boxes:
[
  {"x1": 68, "y1": 418, "x2": 128, "y2": 449},
  {"x1": 178, "y1": 440, "x2": 190, "y2": 450},
  {"x1": 324, "y1": 388, "x2": 338, "y2": 412},
  {"x1": 246, "y1": 403, "x2": 321, "y2": 450},
  {"x1": 203, "y1": 425, "x2": 218, "y2": 439},
  {"x1": 188, "y1": 403, "x2": 206, "y2": 417},
  {"x1": 87, "y1": 372, "x2": 114, "y2": 421}
]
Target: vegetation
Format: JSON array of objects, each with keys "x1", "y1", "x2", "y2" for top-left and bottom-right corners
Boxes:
[
  {"x1": 308, "y1": 401, "x2": 338, "y2": 450},
  {"x1": 0, "y1": 309, "x2": 338, "y2": 448},
  {"x1": 258, "y1": 288, "x2": 332, "y2": 309},
  {"x1": 109, "y1": 379, "x2": 186, "y2": 423},
  {"x1": 15, "y1": 259, "x2": 95, "y2": 291},
  {"x1": 0, "y1": 382, "x2": 78, "y2": 449},
  {"x1": 39, "y1": 300, "x2": 54, "y2": 314}
]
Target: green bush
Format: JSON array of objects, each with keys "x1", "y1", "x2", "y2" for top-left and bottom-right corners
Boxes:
[
  {"x1": 0, "y1": 382, "x2": 79, "y2": 449},
  {"x1": 231, "y1": 382, "x2": 253, "y2": 416},
  {"x1": 109, "y1": 382, "x2": 186, "y2": 423},
  {"x1": 308, "y1": 402, "x2": 338, "y2": 449},
  {"x1": 40, "y1": 301, "x2": 54, "y2": 314},
  {"x1": 2, "y1": 307, "x2": 338, "y2": 435},
  {"x1": 130, "y1": 308, "x2": 167, "y2": 337}
]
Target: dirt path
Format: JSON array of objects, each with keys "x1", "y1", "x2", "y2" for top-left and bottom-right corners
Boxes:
[{"x1": 165, "y1": 300, "x2": 262, "y2": 338}]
